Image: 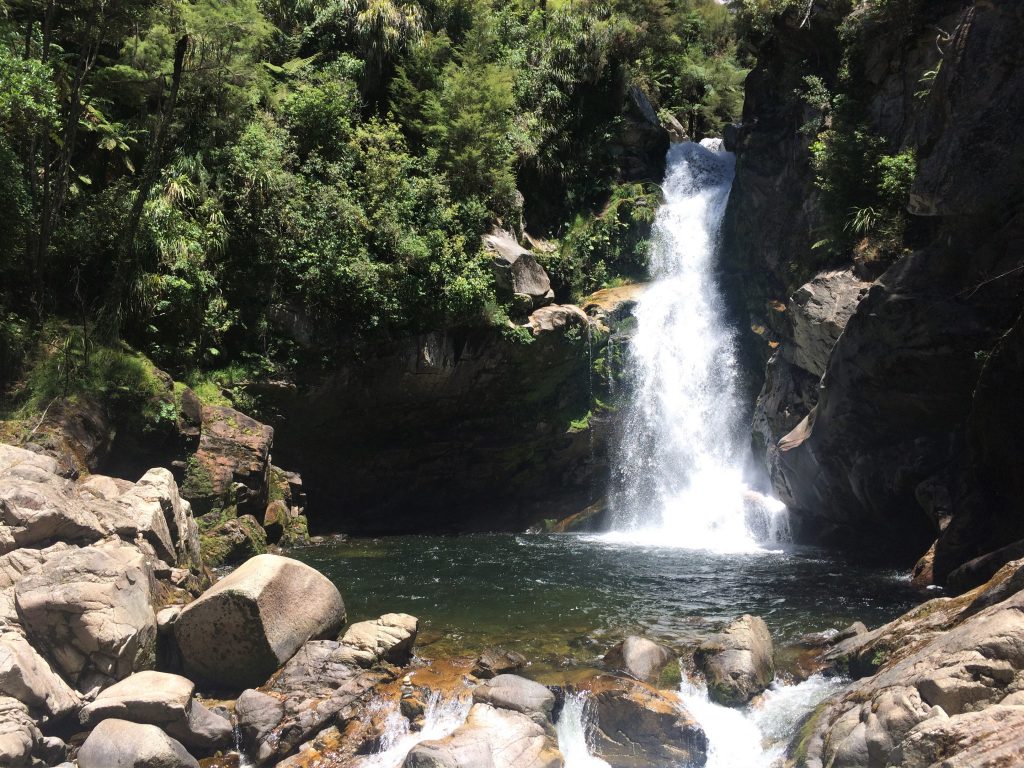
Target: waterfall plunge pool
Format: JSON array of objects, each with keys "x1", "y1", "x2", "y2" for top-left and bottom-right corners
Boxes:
[{"x1": 292, "y1": 533, "x2": 924, "y2": 678}]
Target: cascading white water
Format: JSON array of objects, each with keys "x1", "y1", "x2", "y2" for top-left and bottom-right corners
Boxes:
[
  {"x1": 608, "y1": 139, "x2": 788, "y2": 551},
  {"x1": 355, "y1": 690, "x2": 472, "y2": 768}
]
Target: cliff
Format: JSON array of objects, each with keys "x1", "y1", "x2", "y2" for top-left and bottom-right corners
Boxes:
[{"x1": 727, "y1": 0, "x2": 1024, "y2": 586}]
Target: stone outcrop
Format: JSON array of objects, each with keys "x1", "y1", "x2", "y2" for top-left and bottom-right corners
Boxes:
[
  {"x1": 404, "y1": 703, "x2": 563, "y2": 768},
  {"x1": 77, "y1": 718, "x2": 200, "y2": 768},
  {"x1": 577, "y1": 675, "x2": 707, "y2": 768},
  {"x1": 0, "y1": 696, "x2": 42, "y2": 768},
  {"x1": 603, "y1": 636, "x2": 674, "y2": 685},
  {"x1": 15, "y1": 539, "x2": 157, "y2": 690},
  {"x1": 694, "y1": 615, "x2": 774, "y2": 706},
  {"x1": 0, "y1": 628, "x2": 80, "y2": 720},
  {"x1": 794, "y1": 558, "x2": 1024, "y2": 767}
]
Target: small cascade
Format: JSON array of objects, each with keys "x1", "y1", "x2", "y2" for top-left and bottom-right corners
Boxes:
[
  {"x1": 231, "y1": 712, "x2": 256, "y2": 768},
  {"x1": 607, "y1": 139, "x2": 789, "y2": 551},
  {"x1": 355, "y1": 689, "x2": 472, "y2": 768},
  {"x1": 677, "y1": 671, "x2": 845, "y2": 768},
  {"x1": 555, "y1": 692, "x2": 610, "y2": 768}
]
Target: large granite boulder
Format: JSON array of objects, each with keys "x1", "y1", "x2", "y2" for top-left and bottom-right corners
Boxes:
[
  {"x1": 603, "y1": 636, "x2": 674, "y2": 685},
  {"x1": 472, "y1": 675, "x2": 554, "y2": 725},
  {"x1": 173, "y1": 554, "x2": 346, "y2": 688},
  {"x1": 404, "y1": 703, "x2": 563, "y2": 768},
  {"x1": 335, "y1": 612, "x2": 418, "y2": 667},
  {"x1": 577, "y1": 675, "x2": 707, "y2": 768},
  {"x1": 79, "y1": 670, "x2": 231, "y2": 752},
  {"x1": 0, "y1": 628, "x2": 80, "y2": 720},
  {"x1": 14, "y1": 540, "x2": 157, "y2": 690},
  {"x1": 694, "y1": 615, "x2": 774, "y2": 706},
  {"x1": 77, "y1": 718, "x2": 199, "y2": 768}
]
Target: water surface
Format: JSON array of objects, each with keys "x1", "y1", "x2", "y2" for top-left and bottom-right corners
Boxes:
[{"x1": 293, "y1": 533, "x2": 924, "y2": 674}]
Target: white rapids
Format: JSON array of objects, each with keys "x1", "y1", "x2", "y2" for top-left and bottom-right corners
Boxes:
[{"x1": 607, "y1": 139, "x2": 789, "y2": 552}]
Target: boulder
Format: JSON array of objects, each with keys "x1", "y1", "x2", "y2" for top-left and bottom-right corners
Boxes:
[
  {"x1": 0, "y1": 628, "x2": 80, "y2": 720},
  {"x1": 15, "y1": 540, "x2": 157, "y2": 689},
  {"x1": 79, "y1": 670, "x2": 231, "y2": 752},
  {"x1": 336, "y1": 613, "x2": 418, "y2": 667},
  {"x1": 0, "y1": 696, "x2": 41, "y2": 768},
  {"x1": 405, "y1": 703, "x2": 562, "y2": 768},
  {"x1": 891, "y1": 705, "x2": 1024, "y2": 768},
  {"x1": 0, "y1": 541, "x2": 73, "y2": 589},
  {"x1": 77, "y1": 718, "x2": 200, "y2": 768},
  {"x1": 472, "y1": 675, "x2": 554, "y2": 724},
  {"x1": 603, "y1": 636, "x2": 674, "y2": 684},
  {"x1": 484, "y1": 230, "x2": 555, "y2": 310},
  {"x1": 694, "y1": 615, "x2": 775, "y2": 706},
  {"x1": 577, "y1": 675, "x2": 707, "y2": 768},
  {"x1": 173, "y1": 554, "x2": 346, "y2": 688},
  {"x1": 472, "y1": 647, "x2": 527, "y2": 680}
]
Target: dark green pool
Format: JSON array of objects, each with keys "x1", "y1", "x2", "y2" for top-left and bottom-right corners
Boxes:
[{"x1": 291, "y1": 534, "x2": 925, "y2": 676}]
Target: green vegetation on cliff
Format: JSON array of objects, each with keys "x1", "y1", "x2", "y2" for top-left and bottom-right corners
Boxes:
[{"x1": 0, "y1": 0, "x2": 745, "y2": 401}]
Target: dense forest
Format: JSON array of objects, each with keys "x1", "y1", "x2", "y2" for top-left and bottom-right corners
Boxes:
[{"x1": 0, "y1": 0, "x2": 752, "y2": 415}]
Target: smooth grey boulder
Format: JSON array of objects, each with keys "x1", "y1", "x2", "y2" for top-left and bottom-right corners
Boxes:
[
  {"x1": 694, "y1": 615, "x2": 775, "y2": 706},
  {"x1": 603, "y1": 636, "x2": 674, "y2": 684},
  {"x1": 472, "y1": 675, "x2": 554, "y2": 724},
  {"x1": 15, "y1": 540, "x2": 157, "y2": 688},
  {"x1": 174, "y1": 554, "x2": 346, "y2": 688},
  {"x1": 336, "y1": 612, "x2": 418, "y2": 667},
  {"x1": 0, "y1": 628, "x2": 80, "y2": 719},
  {"x1": 77, "y1": 718, "x2": 199, "y2": 768},
  {"x1": 79, "y1": 670, "x2": 231, "y2": 751},
  {"x1": 404, "y1": 703, "x2": 562, "y2": 768},
  {"x1": 0, "y1": 696, "x2": 40, "y2": 768}
]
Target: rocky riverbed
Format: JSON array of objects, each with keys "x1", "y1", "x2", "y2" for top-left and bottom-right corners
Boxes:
[{"x1": 2, "y1": 439, "x2": 1024, "y2": 767}]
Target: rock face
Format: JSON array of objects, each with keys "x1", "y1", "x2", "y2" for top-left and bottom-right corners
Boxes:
[
  {"x1": 578, "y1": 675, "x2": 707, "y2": 768},
  {"x1": 15, "y1": 540, "x2": 157, "y2": 689},
  {"x1": 77, "y1": 718, "x2": 200, "y2": 768},
  {"x1": 265, "y1": 312, "x2": 614, "y2": 534},
  {"x1": 726, "y1": 0, "x2": 1024, "y2": 573},
  {"x1": 603, "y1": 636, "x2": 674, "y2": 684},
  {"x1": 0, "y1": 696, "x2": 42, "y2": 768},
  {"x1": 79, "y1": 670, "x2": 231, "y2": 752},
  {"x1": 795, "y1": 558, "x2": 1024, "y2": 768},
  {"x1": 405, "y1": 703, "x2": 563, "y2": 768},
  {"x1": 174, "y1": 554, "x2": 346, "y2": 688},
  {"x1": 694, "y1": 615, "x2": 774, "y2": 706}
]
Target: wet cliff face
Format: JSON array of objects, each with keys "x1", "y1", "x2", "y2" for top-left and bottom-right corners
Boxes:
[{"x1": 726, "y1": 0, "x2": 1024, "y2": 582}]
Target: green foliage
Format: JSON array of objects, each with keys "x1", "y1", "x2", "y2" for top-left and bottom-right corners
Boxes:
[{"x1": 0, "y1": 0, "x2": 747, "y2": 386}]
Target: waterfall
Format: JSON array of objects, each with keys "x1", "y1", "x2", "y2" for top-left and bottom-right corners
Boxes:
[
  {"x1": 607, "y1": 139, "x2": 788, "y2": 551},
  {"x1": 355, "y1": 690, "x2": 472, "y2": 768},
  {"x1": 556, "y1": 692, "x2": 610, "y2": 768}
]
